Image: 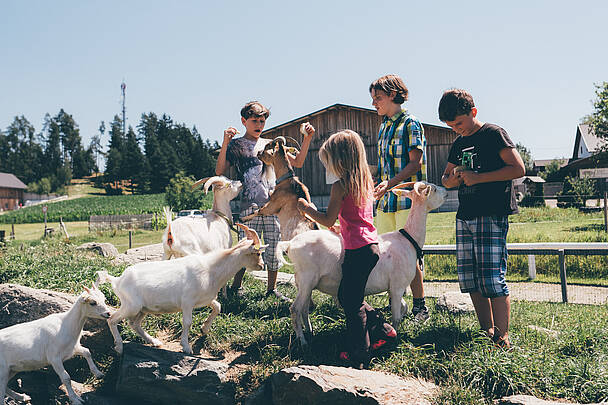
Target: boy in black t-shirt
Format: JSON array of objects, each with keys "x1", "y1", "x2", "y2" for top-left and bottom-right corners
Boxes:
[{"x1": 439, "y1": 89, "x2": 525, "y2": 348}]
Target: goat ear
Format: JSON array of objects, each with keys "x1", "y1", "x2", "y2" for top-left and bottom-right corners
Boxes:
[
  {"x1": 192, "y1": 177, "x2": 211, "y2": 191},
  {"x1": 83, "y1": 286, "x2": 91, "y2": 294}
]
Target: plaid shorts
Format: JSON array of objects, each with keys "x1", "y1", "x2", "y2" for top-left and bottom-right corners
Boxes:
[
  {"x1": 239, "y1": 206, "x2": 282, "y2": 272},
  {"x1": 456, "y1": 216, "x2": 510, "y2": 298}
]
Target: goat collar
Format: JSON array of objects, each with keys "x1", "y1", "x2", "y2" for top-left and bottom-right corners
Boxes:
[
  {"x1": 212, "y1": 210, "x2": 239, "y2": 234},
  {"x1": 276, "y1": 169, "x2": 295, "y2": 185},
  {"x1": 399, "y1": 229, "x2": 424, "y2": 271}
]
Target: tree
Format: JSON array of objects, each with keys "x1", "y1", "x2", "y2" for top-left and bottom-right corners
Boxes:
[
  {"x1": 539, "y1": 158, "x2": 564, "y2": 181},
  {"x1": 515, "y1": 142, "x2": 533, "y2": 174},
  {"x1": 164, "y1": 172, "x2": 205, "y2": 211},
  {"x1": 121, "y1": 126, "x2": 145, "y2": 193},
  {"x1": 105, "y1": 115, "x2": 125, "y2": 183},
  {"x1": 588, "y1": 82, "x2": 608, "y2": 141}
]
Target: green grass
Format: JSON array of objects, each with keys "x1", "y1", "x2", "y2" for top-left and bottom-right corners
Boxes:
[{"x1": 1, "y1": 239, "x2": 607, "y2": 404}]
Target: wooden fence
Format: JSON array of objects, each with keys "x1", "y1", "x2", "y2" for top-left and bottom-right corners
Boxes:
[
  {"x1": 423, "y1": 242, "x2": 608, "y2": 303},
  {"x1": 89, "y1": 214, "x2": 155, "y2": 231}
]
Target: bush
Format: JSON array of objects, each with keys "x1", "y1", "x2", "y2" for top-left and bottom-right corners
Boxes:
[{"x1": 164, "y1": 172, "x2": 207, "y2": 211}]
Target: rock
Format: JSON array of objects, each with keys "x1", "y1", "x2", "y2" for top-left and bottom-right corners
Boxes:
[
  {"x1": 77, "y1": 242, "x2": 119, "y2": 258},
  {"x1": 0, "y1": 284, "x2": 114, "y2": 356},
  {"x1": 527, "y1": 325, "x2": 559, "y2": 339},
  {"x1": 115, "y1": 343, "x2": 235, "y2": 405},
  {"x1": 435, "y1": 291, "x2": 475, "y2": 314},
  {"x1": 268, "y1": 365, "x2": 437, "y2": 405},
  {"x1": 494, "y1": 394, "x2": 601, "y2": 405},
  {"x1": 112, "y1": 243, "x2": 164, "y2": 265}
]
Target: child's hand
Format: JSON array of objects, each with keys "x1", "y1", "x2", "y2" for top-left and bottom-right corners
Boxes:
[
  {"x1": 374, "y1": 181, "x2": 389, "y2": 199},
  {"x1": 457, "y1": 170, "x2": 480, "y2": 186},
  {"x1": 297, "y1": 198, "x2": 309, "y2": 214},
  {"x1": 223, "y1": 127, "x2": 239, "y2": 145},
  {"x1": 328, "y1": 224, "x2": 340, "y2": 234},
  {"x1": 300, "y1": 122, "x2": 315, "y2": 138}
]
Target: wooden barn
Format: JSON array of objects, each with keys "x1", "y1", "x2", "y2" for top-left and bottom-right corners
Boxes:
[
  {"x1": 261, "y1": 103, "x2": 458, "y2": 210},
  {"x1": 0, "y1": 172, "x2": 27, "y2": 211}
]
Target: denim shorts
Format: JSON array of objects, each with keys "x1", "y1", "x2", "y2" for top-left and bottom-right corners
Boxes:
[{"x1": 456, "y1": 216, "x2": 510, "y2": 298}]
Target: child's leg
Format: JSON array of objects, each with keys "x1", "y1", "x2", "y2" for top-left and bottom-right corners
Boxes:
[
  {"x1": 337, "y1": 244, "x2": 379, "y2": 364},
  {"x1": 260, "y1": 213, "x2": 289, "y2": 300},
  {"x1": 231, "y1": 207, "x2": 263, "y2": 290},
  {"x1": 469, "y1": 291, "x2": 494, "y2": 334},
  {"x1": 475, "y1": 216, "x2": 510, "y2": 340}
]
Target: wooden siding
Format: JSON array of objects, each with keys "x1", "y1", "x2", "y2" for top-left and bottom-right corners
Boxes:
[
  {"x1": 0, "y1": 187, "x2": 24, "y2": 210},
  {"x1": 263, "y1": 104, "x2": 457, "y2": 196}
]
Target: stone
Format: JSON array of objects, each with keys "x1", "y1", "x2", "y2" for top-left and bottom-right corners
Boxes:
[
  {"x1": 115, "y1": 343, "x2": 235, "y2": 405},
  {"x1": 435, "y1": 291, "x2": 475, "y2": 314},
  {"x1": 77, "y1": 242, "x2": 119, "y2": 258},
  {"x1": 494, "y1": 394, "x2": 601, "y2": 405},
  {"x1": 269, "y1": 365, "x2": 437, "y2": 405}
]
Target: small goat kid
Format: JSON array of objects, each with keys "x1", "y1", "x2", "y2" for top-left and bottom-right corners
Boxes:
[
  {"x1": 0, "y1": 285, "x2": 112, "y2": 405},
  {"x1": 162, "y1": 175, "x2": 242, "y2": 260},
  {"x1": 97, "y1": 224, "x2": 267, "y2": 355},
  {"x1": 278, "y1": 182, "x2": 447, "y2": 346},
  {"x1": 241, "y1": 134, "x2": 318, "y2": 240}
]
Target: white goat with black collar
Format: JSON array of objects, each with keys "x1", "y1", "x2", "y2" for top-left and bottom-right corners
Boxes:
[
  {"x1": 277, "y1": 182, "x2": 447, "y2": 346},
  {"x1": 162, "y1": 175, "x2": 242, "y2": 260}
]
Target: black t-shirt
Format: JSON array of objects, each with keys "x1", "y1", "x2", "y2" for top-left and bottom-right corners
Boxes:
[{"x1": 447, "y1": 123, "x2": 519, "y2": 220}]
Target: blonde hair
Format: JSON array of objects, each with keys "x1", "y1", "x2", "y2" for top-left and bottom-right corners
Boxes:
[{"x1": 319, "y1": 130, "x2": 374, "y2": 207}]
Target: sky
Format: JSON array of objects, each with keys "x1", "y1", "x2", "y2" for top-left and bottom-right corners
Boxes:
[{"x1": 1, "y1": 1, "x2": 606, "y2": 163}]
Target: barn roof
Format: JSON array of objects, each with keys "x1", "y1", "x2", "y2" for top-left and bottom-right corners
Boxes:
[
  {"x1": 0, "y1": 172, "x2": 27, "y2": 189},
  {"x1": 263, "y1": 103, "x2": 451, "y2": 134},
  {"x1": 572, "y1": 124, "x2": 604, "y2": 159}
]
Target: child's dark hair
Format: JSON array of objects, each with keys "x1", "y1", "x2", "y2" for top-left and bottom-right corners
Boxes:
[
  {"x1": 369, "y1": 75, "x2": 409, "y2": 104},
  {"x1": 240, "y1": 101, "x2": 270, "y2": 120},
  {"x1": 438, "y1": 89, "x2": 475, "y2": 122}
]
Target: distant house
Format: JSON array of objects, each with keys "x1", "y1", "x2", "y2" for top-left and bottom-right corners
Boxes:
[
  {"x1": 532, "y1": 158, "x2": 568, "y2": 175},
  {"x1": 572, "y1": 124, "x2": 603, "y2": 160},
  {"x1": 260, "y1": 103, "x2": 459, "y2": 211},
  {"x1": 560, "y1": 124, "x2": 608, "y2": 178},
  {"x1": 0, "y1": 172, "x2": 27, "y2": 211}
]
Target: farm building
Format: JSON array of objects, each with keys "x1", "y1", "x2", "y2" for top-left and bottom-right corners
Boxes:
[
  {"x1": 0, "y1": 172, "x2": 27, "y2": 211},
  {"x1": 261, "y1": 103, "x2": 459, "y2": 210}
]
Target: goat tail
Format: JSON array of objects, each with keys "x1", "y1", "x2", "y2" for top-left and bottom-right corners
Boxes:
[
  {"x1": 163, "y1": 206, "x2": 174, "y2": 248},
  {"x1": 95, "y1": 271, "x2": 117, "y2": 288},
  {"x1": 276, "y1": 241, "x2": 293, "y2": 267}
]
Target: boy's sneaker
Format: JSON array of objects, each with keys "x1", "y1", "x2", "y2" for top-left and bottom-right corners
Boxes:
[
  {"x1": 412, "y1": 305, "x2": 430, "y2": 323},
  {"x1": 266, "y1": 289, "x2": 292, "y2": 303}
]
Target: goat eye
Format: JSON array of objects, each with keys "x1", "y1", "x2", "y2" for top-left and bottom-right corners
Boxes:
[{"x1": 89, "y1": 300, "x2": 97, "y2": 306}]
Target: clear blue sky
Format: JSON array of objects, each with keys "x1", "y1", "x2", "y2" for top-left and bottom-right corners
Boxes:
[{"x1": 1, "y1": 1, "x2": 606, "y2": 162}]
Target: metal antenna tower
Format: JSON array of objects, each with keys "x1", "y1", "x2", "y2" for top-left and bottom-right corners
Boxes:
[{"x1": 121, "y1": 81, "x2": 126, "y2": 134}]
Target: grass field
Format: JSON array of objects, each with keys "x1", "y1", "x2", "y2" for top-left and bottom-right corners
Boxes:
[{"x1": 1, "y1": 238, "x2": 607, "y2": 404}]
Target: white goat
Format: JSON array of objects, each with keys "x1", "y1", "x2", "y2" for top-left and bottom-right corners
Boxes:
[
  {"x1": 0, "y1": 285, "x2": 112, "y2": 405},
  {"x1": 97, "y1": 224, "x2": 267, "y2": 355},
  {"x1": 162, "y1": 175, "x2": 242, "y2": 260},
  {"x1": 277, "y1": 182, "x2": 447, "y2": 346}
]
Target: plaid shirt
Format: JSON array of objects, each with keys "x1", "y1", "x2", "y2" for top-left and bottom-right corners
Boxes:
[{"x1": 377, "y1": 109, "x2": 426, "y2": 212}]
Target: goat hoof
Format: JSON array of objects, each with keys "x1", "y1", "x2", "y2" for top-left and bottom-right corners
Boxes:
[
  {"x1": 94, "y1": 371, "x2": 105, "y2": 379},
  {"x1": 114, "y1": 345, "x2": 123, "y2": 355},
  {"x1": 183, "y1": 346, "x2": 193, "y2": 355},
  {"x1": 151, "y1": 338, "x2": 162, "y2": 347}
]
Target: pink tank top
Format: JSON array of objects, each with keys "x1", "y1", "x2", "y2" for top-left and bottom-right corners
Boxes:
[{"x1": 339, "y1": 191, "x2": 378, "y2": 250}]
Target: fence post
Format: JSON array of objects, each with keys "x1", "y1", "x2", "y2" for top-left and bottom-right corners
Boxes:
[
  {"x1": 558, "y1": 249, "x2": 567, "y2": 303},
  {"x1": 11, "y1": 220, "x2": 15, "y2": 239},
  {"x1": 129, "y1": 230, "x2": 132, "y2": 250},
  {"x1": 528, "y1": 255, "x2": 536, "y2": 279},
  {"x1": 603, "y1": 190, "x2": 607, "y2": 233}
]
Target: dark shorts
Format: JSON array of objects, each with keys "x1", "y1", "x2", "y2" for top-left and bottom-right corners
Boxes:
[{"x1": 456, "y1": 216, "x2": 510, "y2": 298}]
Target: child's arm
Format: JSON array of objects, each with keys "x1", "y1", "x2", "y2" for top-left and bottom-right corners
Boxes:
[
  {"x1": 288, "y1": 123, "x2": 315, "y2": 168},
  {"x1": 297, "y1": 181, "x2": 345, "y2": 228},
  {"x1": 374, "y1": 148, "x2": 422, "y2": 199},
  {"x1": 215, "y1": 127, "x2": 238, "y2": 176},
  {"x1": 458, "y1": 147, "x2": 525, "y2": 186}
]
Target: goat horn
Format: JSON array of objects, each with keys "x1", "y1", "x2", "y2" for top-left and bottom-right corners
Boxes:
[
  {"x1": 413, "y1": 182, "x2": 428, "y2": 195},
  {"x1": 236, "y1": 223, "x2": 261, "y2": 247},
  {"x1": 388, "y1": 182, "x2": 416, "y2": 192},
  {"x1": 203, "y1": 176, "x2": 230, "y2": 194},
  {"x1": 192, "y1": 177, "x2": 211, "y2": 190},
  {"x1": 272, "y1": 136, "x2": 286, "y2": 146}
]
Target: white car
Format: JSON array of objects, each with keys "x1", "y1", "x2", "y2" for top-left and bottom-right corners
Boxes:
[{"x1": 177, "y1": 209, "x2": 205, "y2": 217}]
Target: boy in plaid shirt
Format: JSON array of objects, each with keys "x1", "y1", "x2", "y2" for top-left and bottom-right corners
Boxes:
[
  {"x1": 370, "y1": 74, "x2": 429, "y2": 322},
  {"x1": 440, "y1": 89, "x2": 525, "y2": 348}
]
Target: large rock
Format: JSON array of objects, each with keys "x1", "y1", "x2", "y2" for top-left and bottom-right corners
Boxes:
[
  {"x1": 115, "y1": 343, "x2": 235, "y2": 405},
  {"x1": 435, "y1": 291, "x2": 475, "y2": 314},
  {"x1": 0, "y1": 283, "x2": 113, "y2": 354},
  {"x1": 495, "y1": 394, "x2": 602, "y2": 405},
  {"x1": 77, "y1": 242, "x2": 119, "y2": 258},
  {"x1": 112, "y1": 243, "x2": 164, "y2": 265},
  {"x1": 263, "y1": 365, "x2": 437, "y2": 405}
]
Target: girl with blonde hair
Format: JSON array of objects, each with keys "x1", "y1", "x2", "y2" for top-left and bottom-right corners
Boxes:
[{"x1": 297, "y1": 130, "x2": 396, "y2": 369}]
